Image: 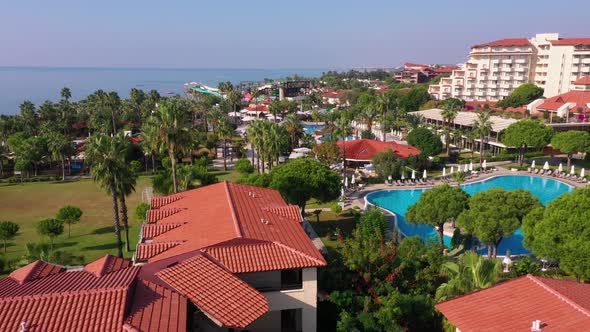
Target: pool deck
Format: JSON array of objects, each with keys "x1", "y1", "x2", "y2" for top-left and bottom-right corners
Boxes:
[{"x1": 342, "y1": 166, "x2": 586, "y2": 240}]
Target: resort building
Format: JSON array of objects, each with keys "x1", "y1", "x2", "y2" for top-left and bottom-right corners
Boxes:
[
  {"x1": 321, "y1": 89, "x2": 349, "y2": 105},
  {"x1": 437, "y1": 274, "x2": 590, "y2": 331},
  {"x1": 336, "y1": 139, "x2": 420, "y2": 162},
  {"x1": 395, "y1": 63, "x2": 457, "y2": 84},
  {"x1": 428, "y1": 33, "x2": 590, "y2": 102},
  {"x1": 529, "y1": 76, "x2": 590, "y2": 119},
  {"x1": 0, "y1": 182, "x2": 326, "y2": 332},
  {"x1": 409, "y1": 109, "x2": 518, "y2": 154}
]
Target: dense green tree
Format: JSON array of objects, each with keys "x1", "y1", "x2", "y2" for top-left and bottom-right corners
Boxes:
[
  {"x1": 85, "y1": 133, "x2": 127, "y2": 257},
  {"x1": 406, "y1": 184, "x2": 469, "y2": 252},
  {"x1": 356, "y1": 93, "x2": 378, "y2": 131},
  {"x1": 501, "y1": 120, "x2": 553, "y2": 166},
  {"x1": 0, "y1": 221, "x2": 19, "y2": 253},
  {"x1": 45, "y1": 131, "x2": 75, "y2": 180},
  {"x1": 550, "y1": 130, "x2": 590, "y2": 167},
  {"x1": 522, "y1": 188, "x2": 590, "y2": 281},
  {"x1": 496, "y1": 83, "x2": 543, "y2": 109},
  {"x1": 269, "y1": 158, "x2": 340, "y2": 211},
  {"x1": 458, "y1": 188, "x2": 540, "y2": 257},
  {"x1": 282, "y1": 114, "x2": 304, "y2": 149},
  {"x1": 56, "y1": 205, "x2": 83, "y2": 238},
  {"x1": 7, "y1": 133, "x2": 47, "y2": 177},
  {"x1": 396, "y1": 86, "x2": 430, "y2": 112},
  {"x1": 372, "y1": 148, "x2": 401, "y2": 180},
  {"x1": 313, "y1": 141, "x2": 341, "y2": 165},
  {"x1": 406, "y1": 127, "x2": 442, "y2": 157},
  {"x1": 19, "y1": 100, "x2": 38, "y2": 136},
  {"x1": 36, "y1": 218, "x2": 64, "y2": 248},
  {"x1": 134, "y1": 203, "x2": 151, "y2": 222},
  {"x1": 235, "y1": 158, "x2": 255, "y2": 174},
  {"x1": 435, "y1": 251, "x2": 500, "y2": 302}
]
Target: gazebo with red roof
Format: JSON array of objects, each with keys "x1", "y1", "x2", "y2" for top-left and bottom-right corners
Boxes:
[
  {"x1": 335, "y1": 139, "x2": 420, "y2": 164},
  {"x1": 534, "y1": 76, "x2": 590, "y2": 118}
]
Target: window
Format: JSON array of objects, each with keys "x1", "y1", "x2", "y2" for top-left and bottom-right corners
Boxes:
[
  {"x1": 281, "y1": 269, "x2": 302, "y2": 290},
  {"x1": 281, "y1": 309, "x2": 299, "y2": 332}
]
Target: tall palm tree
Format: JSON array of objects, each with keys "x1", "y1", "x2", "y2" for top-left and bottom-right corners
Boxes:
[
  {"x1": 436, "y1": 251, "x2": 501, "y2": 302},
  {"x1": 45, "y1": 132, "x2": 74, "y2": 181},
  {"x1": 333, "y1": 117, "x2": 352, "y2": 177},
  {"x1": 85, "y1": 133, "x2": 127, "y2": 258},
  {"x1": 60, "y1": 87, "x2": 72, "y2": 101},
  {"x1": 247, "y1": 121, "x2": 264, "y2": 173},
  {"x1": 283, "y1": 114, "x2": 303, "y2": 149},
  {"x1": 140, "y1": 122, "x2": 162, "y2": 173},
  {"x1": 441, "y1": 99, "x2": 462, "y2": 155},
  {"x1": 145, "y1": 97, "x2": 194, "y2": 193},
  {"x1": 217, "y1": 118, "x2": 234, "y2": 171},
  {"x1": 472, "y1": 111, "x2": 493, "y2": 165},
  {"x1": 114, "y1": 155, "x2": 137, "y2": 253},
  {"x1": 376, "y1": 93, "x2": 394, "y2": 141},
  {"x1": 268, "y1": 100, "x2": 282, "y2": 122}
]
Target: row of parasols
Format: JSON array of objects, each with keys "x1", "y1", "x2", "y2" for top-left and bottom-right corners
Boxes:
[
  {"x1": 441, "y1": 160, "x2": 488, "y2": 177},
  {"x1": 531, "y1": 160, "x2": 585, "y2": 177}
]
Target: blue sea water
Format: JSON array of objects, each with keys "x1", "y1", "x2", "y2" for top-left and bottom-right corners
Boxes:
[
  {"x1": 0, "y1": 67, "x2": 327, "y2": 115},
  {"x1": 366, "y1": 175, "x2": 573, "y2": 255}
]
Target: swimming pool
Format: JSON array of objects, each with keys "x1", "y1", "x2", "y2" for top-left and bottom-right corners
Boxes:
[
  {"x1": 303, "y1": 124, "x2": 325, "y2": 134},
  {"x1": 366, "y1": 175, "x2": 573, "y2": 255}
]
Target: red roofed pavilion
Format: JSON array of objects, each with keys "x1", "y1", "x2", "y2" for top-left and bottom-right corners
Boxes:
[
  {"x1": 436, "y1": 274, "x2": 590, "y2": 332},
  {"x1": 536, "y1": 76, "x2": 590, "y2": 117},
  {"x1": 336, "y1": 139, "x2": 420, "y2": 162}
]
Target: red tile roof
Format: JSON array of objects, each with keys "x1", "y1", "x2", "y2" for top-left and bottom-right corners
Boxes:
[
  {"x1": 157, "y1": 255, "x2": 268, "y2": 328},
  {"x1": 203, "y1": 239, "x2": 325, "y2": 273},
  {"x1": 136, "y1": 242, "x2": 183, "y2": 261},
  {"x1": 0, "y1": 256, "x2": 140, "y2": 332},
  {"x1": 9, "y1": 261, "x2": 64, "y2": 285},
  {"x1": 124, "y1": 279, "x2": 188, "y2": 332},
  {"x1": 550, "y1": 38, "x2": 590, "y2": 46},
  {"x1": 336, "y1": 139, "x2": 420, "y2": 160},
  {"x1": 537, "y1": 91, "x2": 590, "y2": 113},
  {"x1": 0, "y1": 288, "x2": 131, "y2": 332},
  {"x1": 436, "y1": 275, "x2": 590, "y2": 332},
  {"x1": 151, "y1": 194, "x2": 184, "y2": 208},
  {"x1": 142, "y1": 223, "x2": 185, "y2": 238},
  {"x1": 472, "y1": 38, "x2": 531, "y2": 48},
  {"x1": 83, "y1": 254, "x2": 132, "y2": 277},
  {"x1": 139, "y1": 182, "x2": 326, "y2": 267},
  {"x1": 574, "y1": 76, "x2": 590, "y2": 85},
  {"x1": 146, "y1": 208, "x2": 184, "y2": 223}
]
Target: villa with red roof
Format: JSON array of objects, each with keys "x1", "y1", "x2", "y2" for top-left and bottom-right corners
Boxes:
[
  {"x1": 336, "y1": 139, "x2": 420, "y2": 162},
  {"x1": 528, "y1": 76, "x2": 590, "y2": 119},
  {"x1": 437, "y1": 274, "x2": 590, "y2": 332},
  {"x1": 0, "y1": 182, "x2": 326, "y2": 332}
]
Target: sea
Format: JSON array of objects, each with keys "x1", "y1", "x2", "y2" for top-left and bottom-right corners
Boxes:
[{"x1": 0, "y1": 67, "x2": 328, "y2": 115}]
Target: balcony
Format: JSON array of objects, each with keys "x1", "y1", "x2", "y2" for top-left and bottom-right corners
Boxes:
[
  {"x1": 500, "y1": 83, "x2": 512, "y2": 89},
  {"x1": 515, "y1": 59, "x2": 527, "y2": 64}
]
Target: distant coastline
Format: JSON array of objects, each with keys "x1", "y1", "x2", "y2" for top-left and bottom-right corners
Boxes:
[{"x1": 0, "y1": 67, "x2": 329, "y2": 115}]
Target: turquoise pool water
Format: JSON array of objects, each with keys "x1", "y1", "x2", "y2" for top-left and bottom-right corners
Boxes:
[
  {"x1": 366, "y1": 175, "x2": 573, "y2": 255},
  {"x1": 304, "y1": 124, "x2": 324, "y2": 134}
]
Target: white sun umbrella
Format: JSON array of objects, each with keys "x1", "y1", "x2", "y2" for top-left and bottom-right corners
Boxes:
[
  {"x1": 450, "y1": 166, "x2": 454, "y2": 174},
  {"x1": 543, "y1": 161, "x2": 550, "y2": 170},
  {"x1": 531, "y1": 160, "x2": 536, "y2": 168},
  {"x1": 464, "y1": 164, "x2": 469, "y2": 172},
  {"x1": 401, "y1": 173, "x2": 405, "y2": 180},
  {"x1": 351, "y1": 175, "x2": 356, "y2": 184},
  {"x1": 293, "y1": 147, "x2": 311, "y2": 153},
  {"x1": 581, "y1": 168, "x2": 585, "y2": 178},
  {"x1": 442, "y1": 167, "x2": 446, "y2": 177},
  {"x1": 411, "y1": 170, "x2": 416, "y2": 180},
  {"x1": 344, "y1": 176, "x2": 349, "y2": 188},
  {"x1": 423, "y1": 169, "x2": 427, "y2": 179},
  {"x1": 482, "y1": 160, "x2": 487, "y2": 170},
  {"x1": 228, "y1": 111, "x2": 241, "y2": 117},
  {"x1": 469, "y1": 161, "x2": 474, "y2": 172},
  {"x1": 558, "y1": 163, "x2": 563, "y2": 173},
  {"x1": 570, "y1": 165, "x2": 575, "y2": 175},
  {"x1": 388, "y1": 175, "x2": 392, "y2": 182},
  {"x1": 341, "y1": 187, "x2": 345, "y2": 198}
]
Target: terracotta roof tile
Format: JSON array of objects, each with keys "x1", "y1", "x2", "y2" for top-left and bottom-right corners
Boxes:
[
  {"x1": 550, "y1": 38, "x2": 590, "y2": 46},
  {"x1": 0, "y1": 288, "x2": 130, "y2": 332},
  {"x1": 136, "y1": 242, "x2": 183, "y2": 262},
  {"x1": 472, "y1": 38, "x2": 531, "y2": 48},
  {"x1": 157, "y1": 255, "x2": 268, "y2": 328},
  {"x1": 146, "y1": 208, "x2": 184, "y2": 223},
  {"x1": 436, "y1": 275, "x2": 590, "y2": 331},
  {"x1": 574, "y1": 76, "x2": 590, "y2": 85},
  {"x1": 204, "y1": 240, "x2": 325, "y2": 273},
  {"x1": 537, "y1": 91, "x2": 590, "y2": 113},
  {"x1": 9, "y1": 261, "x2": 65, "y2": 285},
  {"x1": 336, "y1": 139, "x2": 420, "y2": 160},
  {"x1": 263, "y1": 205, "x2": 302, "y2": 222},
  {"x1": 124, "y1": 279, "x2": 187, "y2": 332},
  {"x1": 83, "y1": 255, "x2": 132, "y2": 277},
  {"x1": 151, "y1": 194, "x2": 184, "y2": 208},
  {"x1": 142, "y1": 223, "x2": 184, "y2": 238}
]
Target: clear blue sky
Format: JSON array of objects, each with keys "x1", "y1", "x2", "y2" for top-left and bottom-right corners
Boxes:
[{"x1": 1, "y1": 0, "x2": 589, "y2": 69}]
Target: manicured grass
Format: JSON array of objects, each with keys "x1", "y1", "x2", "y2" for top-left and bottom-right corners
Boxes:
[
  {"x1": 306, "y1": 198, "x2": 338, "y2": 209},
  {"x1": 209, "y1": 169, "x2": 242, "y2": 182},
  {"x1": 0, "y1": 176, "x2": 153, "y2": 264},
  {"x1": 307, "y1": 211, "x2": 356, "y2": 251}
]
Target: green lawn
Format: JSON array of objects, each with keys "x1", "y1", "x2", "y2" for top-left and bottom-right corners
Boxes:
[
  {"x1": 307, "y1": 211, "x2": 356, "y2": 251},
  {"x1": 0, "y1": 176, "x2": 153, "y2": 264},
  {"x1": 209, "y1": 169, "x2": 242, "y2": 182}
]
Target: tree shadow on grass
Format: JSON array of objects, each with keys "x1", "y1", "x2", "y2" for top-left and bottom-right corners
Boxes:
[
  {"x1": 91, "y1": 226, "x2": 114, "y2": 235},
  {"x1": 82, "y1": 242, "x2": 120, "y2": 251},
  {"x1": 54, "y1": 241, "x2": 78, "y2": 249}
]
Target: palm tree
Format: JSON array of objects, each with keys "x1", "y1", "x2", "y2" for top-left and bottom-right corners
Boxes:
[
  {"x1": 85, "y1": 133, "x2": 127, "y2": 258},
  {"x1": 451, "y1": 171, "x2": 466, "y2": 188},
  {"x1": 472, "y1": 111, "x2": 493, "y2": 165},
  {"x1": 268, "y1": 100, "x2": 282, "y2": 122},
  {"x1": 436, "y1": 251, "x2": 501, "y2": 302},
  {"x1": 247, "y1": 121, "x2": 265, "y2": 173},
  {"x1": 146, "y1": 97, "x2": 194, "y2": 193},
  {"x1": 333, "y1": 117, "x2": 352, "y2": 177},
  {"x1": 405, "y1": 113, "x2": 424, "y2": 130},
  {"x1": 140, "y1": 122, "x2": 162, "y2": 173},
  {"x1": 217, "y1": 118, "x2": 234, "y2": 171},
  {"x1": 441, "y1": 99, "x2": 462, "y2": 155},
  {"x1": 283, "y1": 114, "x2": 303, "y2": 149},
  {"x1": 358, "y1": 102, "x2": 378, "y2": 132},
  {"x1": 45, "y1": 132, "x2": 75, "y2": 181},
  {"x1": 376, "y1": 93, "x2": 394, "y2": 141},
  {"x1": 60, "y1": 87, "x2": 72, "y2": 101},
  {"x1": 115, "y1": 164, "x2": 137, "y2": 252}
]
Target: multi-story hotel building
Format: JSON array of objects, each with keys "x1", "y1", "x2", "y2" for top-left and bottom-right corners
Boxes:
[{"x1": 428, "y1": 33, "x2": 590, "y2": 102}]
